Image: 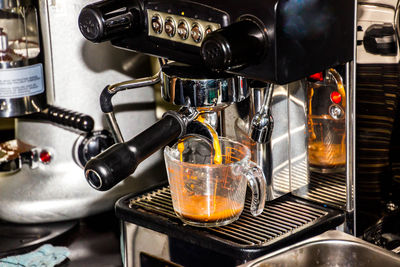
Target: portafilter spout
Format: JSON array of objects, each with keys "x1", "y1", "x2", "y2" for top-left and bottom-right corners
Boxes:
[{"x1": 84, "y1": 62, "x2": 249, "y2": 191}]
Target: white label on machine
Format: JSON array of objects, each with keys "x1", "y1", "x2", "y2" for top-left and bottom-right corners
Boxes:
[{"x1": 0, "y1": 63, "x2": 45, "y2": 98}]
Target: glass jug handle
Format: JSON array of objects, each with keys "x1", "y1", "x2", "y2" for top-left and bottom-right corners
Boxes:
[
  {"x1": 328, "y1": 68, "x2": 346, "y2": 108},
  {"x1": 244, "y1": 161, "x2": 266, "y2": 216}
]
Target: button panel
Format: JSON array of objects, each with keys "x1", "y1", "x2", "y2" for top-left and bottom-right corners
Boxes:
[{"x1": 147, "y1": 9, "x2": 221, "y2": 47}]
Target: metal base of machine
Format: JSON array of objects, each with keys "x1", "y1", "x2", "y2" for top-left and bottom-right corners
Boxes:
[{"x1": 116, "y1": 185, "x2": 345, "y2": 267}]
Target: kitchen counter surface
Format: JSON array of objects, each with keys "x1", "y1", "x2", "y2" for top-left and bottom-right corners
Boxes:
[{"x1": 0, "y1": 211, "x2": 123, "y2": 267}]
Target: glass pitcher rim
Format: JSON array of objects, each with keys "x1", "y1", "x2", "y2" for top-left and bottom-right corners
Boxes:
[{"x1": 164, "y1": 136, "x2": 251, "y2": 168}]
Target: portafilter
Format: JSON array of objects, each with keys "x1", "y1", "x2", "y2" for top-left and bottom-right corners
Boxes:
[{"x1": 84, "y1": 62, "x2": 249, "y2": 191}]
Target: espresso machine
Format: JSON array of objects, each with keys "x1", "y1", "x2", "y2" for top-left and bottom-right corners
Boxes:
[
  {"x1": 0, "y1": 0, "x2": 164, "y2": 229},
  {"x1": 78, "y1": 0, "x2": 356, "y2": 265}
]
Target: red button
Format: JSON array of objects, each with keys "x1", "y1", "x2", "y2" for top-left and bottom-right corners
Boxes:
[
  {"x1": 308, "y1": 72, "x2": 324, "y2": 82},
  {"x1": 330, "y1": 91, "x2": 342, "y2": 104},
  {"x1": 39, "y1": 150, "x2": 52, "y2": 164}
]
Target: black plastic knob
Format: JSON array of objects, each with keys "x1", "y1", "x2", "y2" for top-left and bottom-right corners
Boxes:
[
  {"x1": 78, "y1": 0, "x2": 142, "y2": 43},
  {"x1": 363, "y1": 23, "x2": 397, "y2": 56},
  {"x1": 201, "y1": 19, "x2": 268, "y2": 72},
  {"x1": 75, "y1": 130, "x2": 115, "y2": 167},
  {"x1": 84, "y1": 115, "x2": 182, "y2": 191}
]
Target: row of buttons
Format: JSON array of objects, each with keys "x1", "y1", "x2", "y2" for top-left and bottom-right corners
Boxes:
[
  {"x1": 151, "y1": 14, "x2": 214, "y2": 43},
  {"x1": 147, "y1": 10, "x2": 220, "y2": 46}
]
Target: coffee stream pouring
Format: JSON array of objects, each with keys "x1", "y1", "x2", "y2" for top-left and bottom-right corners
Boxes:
[{"x1": 79, "y1": 0, "x2": 354, "y2": 193}]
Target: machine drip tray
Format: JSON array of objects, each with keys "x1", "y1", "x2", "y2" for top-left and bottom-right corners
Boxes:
[{"x1": 116, "y1": 185, "x2": 345, "y2": 261}]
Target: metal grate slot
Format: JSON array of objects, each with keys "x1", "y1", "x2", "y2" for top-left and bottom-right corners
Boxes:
[{"x1": 129, "y1": 186, "x2": 332, "y2": 246}]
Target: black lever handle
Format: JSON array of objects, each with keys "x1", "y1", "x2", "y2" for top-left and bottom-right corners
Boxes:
[
  {"x1": 84, "y1": 114, "x2": 182, "y2": 191},
  {"x1": 78, "y1": 0, "x2": 143, "y2": 43},
  {"x1": 40, "y1": 105, "x2": 94, "y2": 132}
]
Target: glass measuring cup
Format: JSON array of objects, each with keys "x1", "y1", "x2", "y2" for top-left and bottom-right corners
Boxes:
[
  {"x1": 307, "y1": 68, "x2": 346, "y2": 173},
  {"x1": 164, "y1": 136, "x2": 266, "y2": 227}
]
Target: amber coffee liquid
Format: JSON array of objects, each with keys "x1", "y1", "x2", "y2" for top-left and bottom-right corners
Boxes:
[{"x1": 174, "y1": 195, "x2": 243, "y2": 222}]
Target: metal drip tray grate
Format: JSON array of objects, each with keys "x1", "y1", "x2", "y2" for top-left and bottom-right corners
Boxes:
[
  {"x1": 274, "y1": 159, "x2": 347, "y2": 209},
  {"x1": 303, "y1": 171, "x2": 347, "y2": 208},
  {"x1": 123, "y1": 186, "x2": 343, "y2": 247}
]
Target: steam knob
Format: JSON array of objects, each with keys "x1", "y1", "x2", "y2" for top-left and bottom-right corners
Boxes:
[
  {"x1": 249, "y1": 83, "x2": 274, "y2": 144},
  {"x1": 201, "y1": 19, "x2": 268, "y2": 71},
  {"x1": 78, "y1": 0, "x2": 142, "y2": 43},
  {"x1": 363, "y1": 23, "x2": 397, "y2": 56}
]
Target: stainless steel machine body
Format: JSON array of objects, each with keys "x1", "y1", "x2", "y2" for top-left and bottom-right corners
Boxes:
[
  {"x1": 0, "y1": 0, "x2": 47, "y2": 117},
  {"x1": 0, "y1": 0, "x2": 164, "y2": 223}
]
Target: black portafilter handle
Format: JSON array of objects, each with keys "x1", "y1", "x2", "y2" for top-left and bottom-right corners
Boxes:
[
  {"x1": 84, "y1": 113, "x2": 184, "y2": 191},
  {"x1": 78, "y1": 0, "x2": 142, "y2": 43},
  {"x1": 200, "y1": 18, "x2": 268, "y2": 72},
  {"x1": 40, "y1": 105, "x2": 94, "y2": 132}
]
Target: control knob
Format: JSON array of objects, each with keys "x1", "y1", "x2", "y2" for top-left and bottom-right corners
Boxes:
[
  {"x1": 78, "y1": 0, "x2": 142, "y2": 43},
  {"x1": 363, "y1": 23, "x2": 397, "y2": 56},
  {"x1": 201, "y1": 18, "x2": 268, "y2": 71}
]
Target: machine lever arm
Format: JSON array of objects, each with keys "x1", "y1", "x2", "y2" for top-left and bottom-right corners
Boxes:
[
  {"x1": 37, "y1": 105, "x2": 94, "y2": 132},
  {"x1": 84, "y1": 107, "x2": 198, "y2": 191}
]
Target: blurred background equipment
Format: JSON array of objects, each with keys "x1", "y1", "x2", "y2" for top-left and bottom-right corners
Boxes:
[{"x1": 0, "y1": 0, "x2": 164, "y2": 224}]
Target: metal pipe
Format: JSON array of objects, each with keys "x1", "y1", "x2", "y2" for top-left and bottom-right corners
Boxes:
[
  {"x1": 105, "y1": 111, "x2": 124, "y2": 143},
  {"x1": 107, "y1": 72, "x2": 160, "y2": 94}
]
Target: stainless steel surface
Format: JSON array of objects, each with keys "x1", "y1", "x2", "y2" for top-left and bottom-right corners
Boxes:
[
  {"x1": 122, "y1": 223, "x2": 171, "y2": 267},
  {"x1": 346, "y1": 60, "x2": 356, "y2": 234},
  {"x1": 287, "y1": 79, "x2": 309, "y2": 195},
  {"x1": 0, "y1": 1, "x2": 47, "y2": 117},
  {"x1": 0, "y1": 0, "x2": 164, "y2": 223},
  {"x1": 128, "y1": 186, "x2": 329, "y2": 246},
  {"x1": 161, "y1": 67, "x2": 248, "y2": 109},
  {"x1": 239, "y1": 230, "x2": 400, "y2": 267},
  {"x1": 0, "y1": 95, "x2": 45, "y2": 117},
  {"x1": 234, "y1": 83, "x2": 291, "y2": 201}
]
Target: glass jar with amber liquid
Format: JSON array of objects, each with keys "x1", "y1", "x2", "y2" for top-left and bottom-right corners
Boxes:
[{"x1": 307, "y1": 69, "x2": 346, "y2": 173}]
